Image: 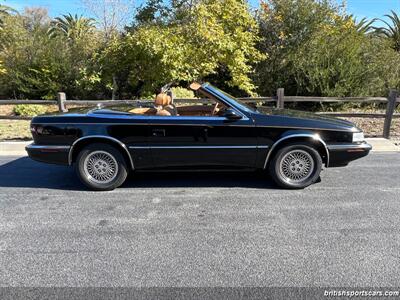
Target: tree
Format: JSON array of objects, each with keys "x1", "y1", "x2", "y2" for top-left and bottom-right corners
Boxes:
[
  {"x1": 79, "y1": 0, "x2": 135, "y2": 99},
  {"x1": 0, "y1": 4, "x2": 17, "y2": 27},
  {"x1": 117, "y1": 0, "x2": 264, "y2": 96},
  {"x1": 353, "y1": 16, "x2": 376, "y2": 34},
  {"x1": 81, "y1": 0, "x2": 134, "y2": 40},
  {"x1": 49, "y1": 14, "x2": 95, "y2": 41},
  {"x1": 0, "y1": 8, "x2": 102, "y2": 99},
  {"x1": 254, "y1": 0, "x2": 400, "y2": 97},
  {"x1": 0, "y1": 9, "x2": 66, "y2": 99},
  {"x1": 292, "y1": 17, "x2": 371, "y2": 96},
  {"x1": 255, "y1": 0, "x2": 346, "y2": 96},
  {"x1": 131, "y1": 0, "x2": 170, "y2": 27},
  {"x1": 375, "y1": 10, "x2": 400, "y2": 52},
  {"x1": 129, "y1": 0, "x2": 195, "y2": 28}
]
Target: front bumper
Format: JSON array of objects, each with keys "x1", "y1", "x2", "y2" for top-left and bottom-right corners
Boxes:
[
  {"x1": 26, "y1": 144, "x2": 70, "y2": 165},
  {"x1": 327, "y1": 142, "x2": 372, "y2": 167}
]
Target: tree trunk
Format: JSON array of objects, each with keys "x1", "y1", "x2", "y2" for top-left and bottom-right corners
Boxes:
[{"x1": 112, "y1": 74, "x2": 118, "y2": 100}]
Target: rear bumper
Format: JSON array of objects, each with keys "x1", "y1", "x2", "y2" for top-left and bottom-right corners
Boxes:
[
  {"x1": 26, "y1": 144, "x2": 70, "y2": 165},
  {"x1": 327, "y1": 142, "x2": 372, "y2": 167}
]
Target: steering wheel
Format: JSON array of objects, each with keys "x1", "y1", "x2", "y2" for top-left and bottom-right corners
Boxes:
[{"x1": 212, "y1": 102, "x2": 220, "y2": 116}]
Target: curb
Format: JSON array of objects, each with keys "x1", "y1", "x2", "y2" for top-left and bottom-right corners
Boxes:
[
  {"x1": 365, "y1": 138, "x2": 400, "y2": 152},
  {"x1": 0, "y1": 138, "x2": 399, "y2": 156},
  {"x1": 0, "y1": 141, "x2": 31, "y2": 156}
]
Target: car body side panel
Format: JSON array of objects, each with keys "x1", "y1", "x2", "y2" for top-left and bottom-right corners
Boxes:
[
  {"x1": 144, "y1": 116, "x2": 258, "y2": 168},
  {"x1": 31, "y1": 115, "x2": 153, "y2": 169}
]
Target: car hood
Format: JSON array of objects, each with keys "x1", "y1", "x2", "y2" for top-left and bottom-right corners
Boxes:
[{"x1": 255, "y1": 107, "x2": 358, "y2": 131}]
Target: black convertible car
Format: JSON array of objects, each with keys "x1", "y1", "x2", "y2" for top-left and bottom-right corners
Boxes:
[{"x1": 26, "y1": 82, "x2": 372, "y2": 191}]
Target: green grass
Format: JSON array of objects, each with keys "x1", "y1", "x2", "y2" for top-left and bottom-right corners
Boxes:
[{"x1": 0, "y1": 120, "x2": 31, "y2": 140}]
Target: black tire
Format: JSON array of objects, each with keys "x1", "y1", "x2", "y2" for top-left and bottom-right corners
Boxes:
[
  {"x1": 269, "y1": 142, "x2": 322, "y2": 189},
  {"x1": 75, "y1": 143, "x2": 128, "y2": 191}
]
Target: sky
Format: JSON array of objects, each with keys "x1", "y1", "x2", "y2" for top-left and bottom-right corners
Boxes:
[{"x1": 1, "y1": 0, "x2": 400, "y2": 25}]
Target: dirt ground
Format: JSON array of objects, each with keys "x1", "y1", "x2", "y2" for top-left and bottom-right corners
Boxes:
[
  {"x1": 0, "y1": 120, "x2": 31, "y2": 140},
  {"x1": 342, "y1": 117, "x2": 400, "y2": 137}
]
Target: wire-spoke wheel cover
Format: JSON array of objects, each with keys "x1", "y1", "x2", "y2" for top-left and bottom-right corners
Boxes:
[
  {"x1": 279, "y1": 149, "x2": 314, "y2": 184},
  {"x1": 83, "y1": 150, "x2": 119, "y2": 184}
]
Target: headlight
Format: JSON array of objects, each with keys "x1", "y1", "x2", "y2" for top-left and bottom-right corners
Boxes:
[{"x1": 352, "y1": 132, "x2": 364, "y2": 142}]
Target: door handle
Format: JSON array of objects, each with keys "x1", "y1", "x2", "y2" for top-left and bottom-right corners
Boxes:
[{"x1": 152, "y1": 129, "x2": 166, "y2": 137}]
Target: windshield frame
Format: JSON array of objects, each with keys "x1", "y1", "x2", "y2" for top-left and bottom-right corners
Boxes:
[{"x1": 201, "y1": 83, "x2": 258, "y2": 114}]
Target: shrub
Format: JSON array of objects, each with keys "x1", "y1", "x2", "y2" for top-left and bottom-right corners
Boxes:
[
  {"x1": 171, "y1": 87, "x2": 196, "y2": 99},
  {"x1": 13, "y1": 104, "x2": 48, "y2": 117}
]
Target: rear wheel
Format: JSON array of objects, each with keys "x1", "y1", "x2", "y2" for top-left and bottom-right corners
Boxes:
[
  {"x1": 76, "y1": 143, "x2": 128, "y2": 191},
  {"x1": 269, "y1": 143, "x2": 322, "y2": 189}
]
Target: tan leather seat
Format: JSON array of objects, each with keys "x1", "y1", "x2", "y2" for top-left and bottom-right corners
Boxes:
[{"x1": 155, "y1": 93, "x2": 177, "y2": 116}]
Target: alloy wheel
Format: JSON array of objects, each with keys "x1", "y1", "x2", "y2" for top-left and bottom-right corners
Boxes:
[
  {"x1": 279, "y1": 149, "x2": 315, "y2": 184},
  {"x1": 83, "y1": 150, "x2": 119, "y2": 184}
]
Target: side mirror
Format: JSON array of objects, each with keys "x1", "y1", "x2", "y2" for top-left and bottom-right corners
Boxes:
[{"x1": 223, "y1": 108, "x2": 242, "y2": 120}]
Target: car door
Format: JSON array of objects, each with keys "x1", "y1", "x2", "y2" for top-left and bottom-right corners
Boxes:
[{"x1": 144, "y1": 113, "x2": 257, "y2": 169}]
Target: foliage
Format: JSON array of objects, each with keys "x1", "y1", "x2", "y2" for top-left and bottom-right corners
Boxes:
[
  {"x1": 354, "y1": 17, "x2": 376, "y2": 34},
  {"x1": 0, "y1": 4, "x2": 17, "y2": 27},
  {"x1": 294, "y1": 13, "x2": 400, "y2": 96},
  {"x1": 0, "y1": 10, "x2": 65, "y2": 99},
  {"x1": 171, "y1": 87, "x2": 195, "y2": 99},
  {"x1": 255, "y1": 0, "x2": 400, "y2": 97},
  {"x1": 13, "y1": 104, "x2": 48, "y2": 116},
  {"x1": 255, "y1": 0, "x2": 345, "y2": 95},
  {"x1": 375, "y1": 10, "x2": 400, "y2": 52},
  {"x1": 119, "y1": 0, "x2": 264, "y2": 96},
  {"x1": 0, "y1": 0, "x2": 399, "y2": 101},
  {"x1": 81, "y1": 0, "x2": 135, "y2": 40},
  {"x1": 0, "y1": 59, "x2": 6, "y2": 75},
  {"x1": 0, "y1": 8, "x2": 102, "y2": 99},
  {"x1": 292, "y1": 14, "x2": 368, "y2": 96},
  {"x1": 49, "y1": 14, "x2": 95, "y2": 42}
]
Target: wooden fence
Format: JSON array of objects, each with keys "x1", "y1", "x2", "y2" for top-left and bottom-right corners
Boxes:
[{"x1": 0, "y1": 88, "x2": 399, "y2": 138}]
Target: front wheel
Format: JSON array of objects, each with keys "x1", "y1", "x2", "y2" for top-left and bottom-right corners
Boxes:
[
  {"x1": 269, "y1": 143, "x2": 322, "y2": 189},
  {"x1": 76, "y1": 143, "x2": 128, "y2": 191}
]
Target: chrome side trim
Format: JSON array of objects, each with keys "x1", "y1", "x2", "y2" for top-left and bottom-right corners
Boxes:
[
  {"x1": 256, "y1": 125, "x2": 358, "y2": 132},
  {"x1": 129, "y1": 145, "x2": 267, "y2": 149},
  {"x1": 30, "y1": 122, "x2": 252, "y2": 127},
  {"x1": 327, "y1": 143, "x2": 372, "y2": 151},
  {"x1": 68, "y1": 135, "x2": 135, "y2": 170},
  {"x1": 145, "y1": 114, "x2": 251, "y2": 122},
  {"x1": 263, "y1": 134, "x2": 329, "y2": 169},
  {"x1": 30, "y1": 122, "x2": 356, "y2": 132},
  {"x1": 26, "y1": 144, "x2": 71, "y2": 150}
]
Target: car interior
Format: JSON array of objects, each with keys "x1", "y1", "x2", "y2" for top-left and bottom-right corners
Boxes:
[{"x1": 128, "y1": 83, "x2": 228, "y2": 117}]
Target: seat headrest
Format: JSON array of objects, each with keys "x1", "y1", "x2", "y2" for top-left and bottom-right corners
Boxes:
[
  {"x1": 155, "y1": 93, "x2": 172, "y2": 106},
  {"x1": 189, "y1": 82, "x2": 201, "y2": 91}
]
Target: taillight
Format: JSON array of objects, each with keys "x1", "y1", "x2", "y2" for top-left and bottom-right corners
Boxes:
[
  {"x1": 30, "y1": 125, "x2": 36, "y2": 134},
  {"x1": 30, "y1": 125, "x2": 44, "y2": 134}
]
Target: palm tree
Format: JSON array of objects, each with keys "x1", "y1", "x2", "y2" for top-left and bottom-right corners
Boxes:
[
  {"x1": 374, "y1": 10, "x2": 400, "y2": 52},
  {"x1": 49, "y1": 13, "x2": 96, "y2": 41},
  {"x1": 354, "y1": 17, "x2": 376, "y2": 34}
]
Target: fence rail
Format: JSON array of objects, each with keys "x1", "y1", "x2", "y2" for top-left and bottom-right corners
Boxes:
[{"x1": 0, "y1": 89, "x2": 399, "y2": 138}]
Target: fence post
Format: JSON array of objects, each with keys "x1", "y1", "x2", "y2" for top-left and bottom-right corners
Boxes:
[
  {"x1": 383, "y1": 89, "x2": 397, "y2": 139},
  {"x1": 277, "y1": 88, "x2": 285, "y2": 109},
  {"x1": 57, "y1": 92, "x2": 67, "y2": 112}
]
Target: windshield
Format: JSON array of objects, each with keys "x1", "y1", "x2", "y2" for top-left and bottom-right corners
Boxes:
[{"x1": 204, "y1": 85, "x2": 258, "y2": 113}]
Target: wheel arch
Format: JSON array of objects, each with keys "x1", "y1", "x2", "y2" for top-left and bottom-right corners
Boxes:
[
  {"x1": 263, "y1": 132, "x2": 329, "y2": 169},
  {"x1": 68, "y1": 135, "x2": 134, "y2": 170}
]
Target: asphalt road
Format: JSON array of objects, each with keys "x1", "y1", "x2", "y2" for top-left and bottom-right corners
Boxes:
[{"x1": 0, "y1": 153, "x2": 399, "y2": 288}]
